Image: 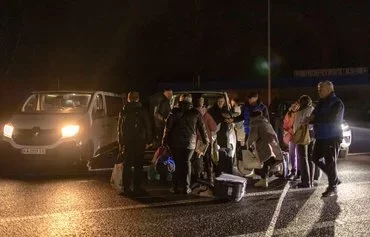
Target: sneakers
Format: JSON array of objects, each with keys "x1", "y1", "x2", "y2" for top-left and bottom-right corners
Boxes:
[
  {"x1": 254, "y1": 179, "x2": 268, "y2": 188},
  {"x1": 321, "y1": 180, "x2": 342, "y2": 197},
  {"x1": 287, "y1": 173, "x2": 296, "y2": 180},
  {"x1": 322, "y1": 188, "x2": 338, "y2": 197},
  {"x1": 244, "y1": 169, "x2": 256, "y2": 178},
  {"x1": 294, "y1": 174, "x2": 301, "y2": 181},
  {"x1": 185, "y1": 188, "x2": 192, "y2": 195}
]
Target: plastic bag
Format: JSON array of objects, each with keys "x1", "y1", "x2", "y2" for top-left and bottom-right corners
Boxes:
[
  {"x1": 110, "y1": 163, "x2": 124, "y2": 192},
  {"x1": 152, "y1": 145, "x2": 170, "y2": 165},
  {"x1": 293, "y1": 125, "x2": 310, "y2": 145}
]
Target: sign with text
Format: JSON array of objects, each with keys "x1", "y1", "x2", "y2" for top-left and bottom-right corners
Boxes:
[{"x1": 294, "y1": 67, "x2": 368, "y2": 77}]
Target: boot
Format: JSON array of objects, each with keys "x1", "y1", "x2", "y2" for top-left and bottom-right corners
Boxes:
[
  {"x1": 254, "y1": 178, "x2": 268, "y2": 188},
  {"x1": 287, "y1": 170, "x2": 296, "y2": 180}
]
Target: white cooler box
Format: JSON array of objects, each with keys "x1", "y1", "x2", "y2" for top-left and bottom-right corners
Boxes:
[{"x1": 214, "y1": 173, "x2": 247, "y2": 202}]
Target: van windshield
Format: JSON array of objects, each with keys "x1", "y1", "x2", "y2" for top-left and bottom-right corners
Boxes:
[{"x1": 21, "y1": 92, "x2": 92, "y2": 114}]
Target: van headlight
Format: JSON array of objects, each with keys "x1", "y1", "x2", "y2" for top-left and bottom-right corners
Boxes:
[
  {"x1": 3, "y1": 124, "x2": 14, "y2": 138},
  {"x1": 61, "y1": 125, "x2": 80, "y2": 137},
  {"x1": 341, "y1": 123, "x2": 349, "y2": 131}
]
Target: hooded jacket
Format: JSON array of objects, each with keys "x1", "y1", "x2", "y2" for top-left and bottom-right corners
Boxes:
[
  {"x1": 163, "y1": 101, "x2": 209, "y2": 150},
  {"x1": 247, "y1": 115, "x2": 283, "y2": 163}
]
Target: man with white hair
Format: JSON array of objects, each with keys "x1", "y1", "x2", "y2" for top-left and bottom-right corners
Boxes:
[
  {"x1": 305, "y1": 81, "x2": 344, "y2": 197},
  {"x1": 162, "y1": 93, "x2": 209, "y2": 194}
]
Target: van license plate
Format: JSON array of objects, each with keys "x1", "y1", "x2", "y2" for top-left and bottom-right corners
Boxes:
[{"x1": 21, "y1": 148, "x2": 46, "y2": 155}]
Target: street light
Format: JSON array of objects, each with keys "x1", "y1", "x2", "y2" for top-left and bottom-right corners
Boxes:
[{"x1": 267, "y1": 0, "x2": 271, "y2": 106}]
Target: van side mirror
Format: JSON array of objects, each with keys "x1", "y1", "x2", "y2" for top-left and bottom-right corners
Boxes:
[{"x1": 93, "y1": 109, "x2": 105, "y2": 120}]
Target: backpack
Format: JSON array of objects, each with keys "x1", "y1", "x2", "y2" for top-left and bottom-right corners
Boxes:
[{"x1": 122, "y1": 107, "x2": 145, "y2": 143}]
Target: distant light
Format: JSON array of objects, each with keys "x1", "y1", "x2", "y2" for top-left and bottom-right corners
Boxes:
[
  {"x1": 255, "y1": 57, "x2": 269, "y2": 75},
  {"x1": 261, "y1": 61, "x2": 269, "y2": 70}
]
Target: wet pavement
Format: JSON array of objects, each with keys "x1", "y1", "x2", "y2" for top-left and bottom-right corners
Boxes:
[
  {"x1": 0, "y1": 122, "x2": 369, "y2": 236},
  {"x1": 0, "y1": 153, "x2": 369, "y2": 237}
]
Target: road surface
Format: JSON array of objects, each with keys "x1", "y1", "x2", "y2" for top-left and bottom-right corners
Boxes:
[{"x1": 0, "y1": 153, "x2": 369, "y2": 237}]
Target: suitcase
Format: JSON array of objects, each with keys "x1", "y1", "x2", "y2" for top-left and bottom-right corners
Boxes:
[{"x1": 214, "y1": 173, "x2": 247, "y2": 202}]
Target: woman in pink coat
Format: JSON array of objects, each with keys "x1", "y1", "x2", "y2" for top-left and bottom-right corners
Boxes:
[{"x1": 283, "y1": 101, "x2": 300, "y2": 179}]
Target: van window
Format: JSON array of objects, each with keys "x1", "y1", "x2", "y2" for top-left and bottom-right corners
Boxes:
[
  {"x1": 94, "y1": 94, "x2": 104, "y2": 111},
  {"x1": 21, "y1": 93, "x2": 92, "y2": 113},
  {"x1": 23, "y1": 94, "x2": 38, "y2": 112},
  {"x1": 105, "y1": 96, "x2": 123, "y2": 117}
]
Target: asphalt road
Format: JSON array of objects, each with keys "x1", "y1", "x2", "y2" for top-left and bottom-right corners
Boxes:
[
  {"x1": 0, "y1": 122, "x2": 369, "y2": 236},
  {"x1": 0, "y1": 152, "x2": 369, "y2": 237}
]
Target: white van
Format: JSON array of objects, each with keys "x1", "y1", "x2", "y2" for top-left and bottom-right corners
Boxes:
[{"x1": 1, "y1": 91, "x2": 122, "y2": 169}]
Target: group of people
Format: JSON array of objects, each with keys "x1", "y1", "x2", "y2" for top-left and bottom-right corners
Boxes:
[
  {"x1": 283, "y1": 81, "x2": 344, "y2": 197},
  {"x1": 117, "y1": 80, "x2": 344, "y2": 198}
]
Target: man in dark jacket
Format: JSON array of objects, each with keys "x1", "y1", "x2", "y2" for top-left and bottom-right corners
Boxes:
[
  {"x1": 149, "y1": 88, "x2": 173, "y2": 147},
  {"x1": 305, "y1": 81, "x2": 344, "y2": 197},
  {"x1": 162, "y1": 93, "x2": 209, "y2": 194},
  {"x1": 243, "y1": 92, "x2": 269, "y2": 141},
  {"x1": 118, "y1": 91, "x2": 152, "y2": 196}
]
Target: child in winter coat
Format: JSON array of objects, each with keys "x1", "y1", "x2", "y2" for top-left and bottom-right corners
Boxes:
[{"x1": 283, "y1": 101, "x2": 300, "y2": 179}]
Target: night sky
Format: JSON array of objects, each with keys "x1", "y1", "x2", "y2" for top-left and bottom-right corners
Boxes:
[{"x1": 0, "y1": 0, "x2": 369, "y2": 97}]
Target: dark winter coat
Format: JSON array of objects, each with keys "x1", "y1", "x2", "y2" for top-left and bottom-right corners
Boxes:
[
  {"x1": 118, "y1": 102, "x2": 152, "y2": 146},
  {"x1": 162, "y1": 101, "x2": 209, "y2": 150},
  {"x1": 208, "y1": 105, "x2": 231, "y2": 148},
  {"x1": 311, "y1": 92, "x2": 344, "y2": 140}
]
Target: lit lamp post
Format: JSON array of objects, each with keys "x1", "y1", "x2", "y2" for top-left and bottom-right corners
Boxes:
[{"x1": 267, "y1": 0, "x2": 271, "y2": 106}]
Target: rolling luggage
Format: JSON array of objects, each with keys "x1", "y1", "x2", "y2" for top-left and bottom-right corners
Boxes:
[{"x1": 214, "y1": 173, "x2": 247, "y2": 202}]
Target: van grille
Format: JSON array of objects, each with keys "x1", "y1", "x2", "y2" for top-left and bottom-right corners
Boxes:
[{"x1": 12, "y1": 128, "x2": 61, "y2": 146}]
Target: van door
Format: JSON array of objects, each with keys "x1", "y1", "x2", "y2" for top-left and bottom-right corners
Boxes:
[
  {"x1": 95, "y1": 94, "x2": 122, "y2": 168},
  {"x1": 104, "y1": 95, "x2": 122, "y2": 148},
  {"x1": 91, "y1": 93, "x2": 109, "y2": 156}
]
